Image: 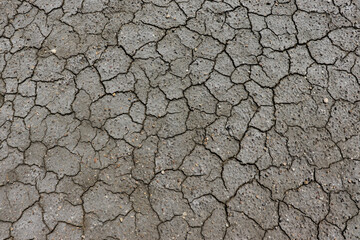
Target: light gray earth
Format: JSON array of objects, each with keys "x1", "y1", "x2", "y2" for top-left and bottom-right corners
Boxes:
[{"x1": 0, "y1": 0, "x2": 360, "y2": 239}]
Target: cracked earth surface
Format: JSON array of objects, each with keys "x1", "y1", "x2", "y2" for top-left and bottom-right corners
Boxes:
[{"x1": 0, "y1": 0, "x2": 360, "y2": 239}]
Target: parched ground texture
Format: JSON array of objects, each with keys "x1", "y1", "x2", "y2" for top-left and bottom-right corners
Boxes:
[{"x1": 0, "y1": 0, "x2": 360, "y2": 239}]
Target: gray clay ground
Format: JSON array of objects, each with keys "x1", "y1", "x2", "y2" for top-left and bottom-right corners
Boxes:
[{"x1": 0, "y1": 0, "x2": 360, "y2": 239}]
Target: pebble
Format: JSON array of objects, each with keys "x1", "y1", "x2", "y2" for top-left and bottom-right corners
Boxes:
[{"x1": 323, "y1": 98, "x2": 329, "y2": 103}]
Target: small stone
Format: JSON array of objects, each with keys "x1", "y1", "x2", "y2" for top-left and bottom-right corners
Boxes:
[
  {"x1": 323, "y1": 98, "x2": 329, "y2": 103},
  {"x1": 161, "y1": 170, "x2": 165, "y2": 174},
  {"x1": 50, "y1": 49, "x2": 57, "y2": 54}
]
